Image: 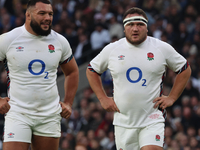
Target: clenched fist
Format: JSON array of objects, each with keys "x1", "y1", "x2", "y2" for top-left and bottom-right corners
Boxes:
[{"x1": 0, "y1": 97, "x2": 10, "y2": 114}]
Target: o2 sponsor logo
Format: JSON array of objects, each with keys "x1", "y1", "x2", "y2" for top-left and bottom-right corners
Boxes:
[
  {"x1": 28, "y1": 59, "x2": 49, "y2": 79},
  {"x1": 126, "y1": 67, "x2": 146, "y2": 86}
]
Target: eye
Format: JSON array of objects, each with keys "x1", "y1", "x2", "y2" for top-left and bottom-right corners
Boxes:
[
  {"x1": 138, "y1": 23, "x2": 145, "y2": 26},
  {"x1": 39, "y1": 12, "x2": 45, "y2": 15},
  {"x1": 127, "y1": 22, "x2": 134, "y2": 26}
]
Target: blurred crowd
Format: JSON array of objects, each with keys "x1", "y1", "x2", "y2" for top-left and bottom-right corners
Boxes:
[{"x1": 0, "y1": 0, "x2": 200, "y2": 150}]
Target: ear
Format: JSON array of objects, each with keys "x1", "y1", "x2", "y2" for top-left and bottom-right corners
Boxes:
[{"x1": 25, "y1": 11, "x2": 31, "y2": 20}]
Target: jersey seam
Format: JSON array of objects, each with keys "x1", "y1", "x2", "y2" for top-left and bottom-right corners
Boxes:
[
  {"x1": 108, "y1": 39, "x2": 125, "y2": 66},
  {"x1": 6, "y1": 28, "x2": 25, "y2": 55},
  {"x1": 147, "y1": 38, "x2": 167, "y2": 61},
  {"x1": 51, "y1": 31, "x2": 63, "y2": 52}
]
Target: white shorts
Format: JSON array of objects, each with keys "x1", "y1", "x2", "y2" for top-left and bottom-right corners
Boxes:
[
  {"x1": 3, "y1": 111, "x2": 62, "y2": 143},
  {"x1": 115, "y1": 122, "x2": 165, "y2": 150}
]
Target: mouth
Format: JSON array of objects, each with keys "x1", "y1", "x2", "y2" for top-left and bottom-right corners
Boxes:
[
  {"x1": 41, "y1": 22, "x2": 51, "y2": 28},
  {"x1": 132, "y1": 34, "x2": 139, "y2": 38},
  {"x1": 41, "y1": 24, "x2": 50, "y2": 30}
]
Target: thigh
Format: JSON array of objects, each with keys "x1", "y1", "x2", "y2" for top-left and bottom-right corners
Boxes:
[
  {"x1": 3, "y1": 142, "x2": 30, "y2": 150},
  {"x1": 139, "y1": 122, "x2": 164, "y2": 149},
  {"x1": 114, "y1": 126, "x2": 140, "y2": 150},
  {"x1": 4, "y1": 112, "x2": 32, "y2": 143},
  {"x1": 141, "y1": 145, "x2": 163, "y2": 150},
  {"x1": 31, "y1": 135, "x2": 60, "y2": 150}
]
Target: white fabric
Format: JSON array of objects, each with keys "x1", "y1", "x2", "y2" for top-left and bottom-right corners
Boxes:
[
  {"x1": 4, "y1": 111, "x2": 62, "y2": 142},
  {"x1": 0, "y1": 25, "x2": 72, "y2": 116},
  {"x1": 115, "y1": 122, "x2": 165, "y2": 150},
  {"x1": 90, "y1": 36, "x2": 186, "y2": 128},
  {"x1": 123, "y1": 16, "x2": 148, "y2": 27}
]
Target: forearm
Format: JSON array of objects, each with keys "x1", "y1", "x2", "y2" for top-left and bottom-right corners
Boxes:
[
  {"x1": 86, "y1": 68, "x2": 107, "y2": 101},
  {"x1": 168, "y1": 66, "x2": 191, "y2": 102},
  {"x1": 63, "y1": 70, "x2": 79, "y2": 106}
]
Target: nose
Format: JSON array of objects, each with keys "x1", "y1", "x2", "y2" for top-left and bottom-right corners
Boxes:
[
  {"x1": 44, "y1": 14, "x2": 52, "y2": 20},
  {"x1": 132, "y1": 25, "x2": 139, "y2": 31}
]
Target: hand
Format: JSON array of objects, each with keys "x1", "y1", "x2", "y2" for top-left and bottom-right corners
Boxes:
[
  {"x1": 59, "y1": 102, "x2": 72, "y2": 119},
  {"x1": 153, "y1": 95, "x2": 175, "y2": 110},
  {"x1": 0, "y1": 97, "x2": 10, "y2": 114},
  {"x1": 100, "y1": 97, "x2": 120, "y2": 113}
]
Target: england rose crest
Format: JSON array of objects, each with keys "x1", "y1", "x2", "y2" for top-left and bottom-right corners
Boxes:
[
  {"x1": 147, "y1": 52, "x2": 154, "y2": 61},
  {"x1": 155, "y1": 135, "x2": 160, "y2": 141},
  {"x1": 48, "y1": 44, "x2": 55, "y2": 53}
]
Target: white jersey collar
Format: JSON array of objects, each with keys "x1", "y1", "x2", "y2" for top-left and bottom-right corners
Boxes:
[{"x1": 125, "y1": 36, "x2": 148, "y2": 49}]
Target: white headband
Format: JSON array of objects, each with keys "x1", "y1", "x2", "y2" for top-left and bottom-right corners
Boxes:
[{"x1": 123, "y1": 16, "x2": 148, "y2": 27}]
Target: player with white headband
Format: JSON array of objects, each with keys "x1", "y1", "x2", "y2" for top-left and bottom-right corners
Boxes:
[{"x1": 86, "y1": 7, "x2": 191, "y2": 150}]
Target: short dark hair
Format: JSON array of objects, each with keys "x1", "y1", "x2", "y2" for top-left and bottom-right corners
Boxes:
[
  {"x1": 123, "y1": 7, "x2": 148, "y2": 21},
  {"x1": 27, "y1": 0, "x2": 51, "y2": 9}
]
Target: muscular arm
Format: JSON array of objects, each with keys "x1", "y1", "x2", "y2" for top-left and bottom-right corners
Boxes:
[
  {"x1": 59, "y1": 57, "x2": 79, "y2": 118},
  {"x1": 168, "y1": 65, "x2": 191, "y2": 101},
  {"x1": 153, "y1": 66, "x2": 192, "y2": 109},
  {"x1": 86, "y1": 68, "x2": 120, "y2": 112},
  {"x1": 86, "y1": 68, "x2": 107, "y2": 101}
]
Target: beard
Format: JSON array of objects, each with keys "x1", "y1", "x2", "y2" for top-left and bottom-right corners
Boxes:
[
  {"x1": 125, "y1": 33, "x2": 147, "y2": 45},
  {"x1": 30, "y1": 17, "x2": 51, "y2": 36}
]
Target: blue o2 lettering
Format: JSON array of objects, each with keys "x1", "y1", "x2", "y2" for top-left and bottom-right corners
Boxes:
[
  {"x1": 28, "y1": 59, "x2": 48, "y2": 79},
  {"x1": 44, "y1": 72, "x2": 49, "y2": 79},
  {"x1": 126, "y1": 67, "x2": 147, "y2": 86},
  {"x1": 126, "y1": 67, "x2": 142, "y2": 83},
  {"x1": 142, "y1": 79, "x2": 147, "y2": 86}
]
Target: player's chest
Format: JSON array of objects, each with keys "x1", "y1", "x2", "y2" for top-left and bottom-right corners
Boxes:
[
  {"x1": 6, "y1": 40, "x2": 62, "y2": 69},
  {"x1": 108, "y1": 48, "x2": 166, "y2": 76}
]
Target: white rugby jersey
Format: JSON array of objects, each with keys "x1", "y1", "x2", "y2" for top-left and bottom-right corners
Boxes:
[
  {"x1": 90, "y1": 36, "x2": 187, "y2": 128},
  {"x1": 0, "y1": 25, "x2": 72, "y2": 116}
]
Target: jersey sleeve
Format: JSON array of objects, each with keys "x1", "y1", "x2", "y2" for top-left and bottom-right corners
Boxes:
[
  {"x1": 0, "y1": 33, "x2": 9, "y2": 62},
  {"x1": 56, "y1": 34, "x2": 73, "y2": 64},
  {"x1": 161, "y1": 42, "x2": 187, "y2": 72},
  {"x1": 0, "y1": 27, "x2": 23, "y2": 62},
  {"x1": 90, "y1": 44, "x2": 113, "y2": 74}
]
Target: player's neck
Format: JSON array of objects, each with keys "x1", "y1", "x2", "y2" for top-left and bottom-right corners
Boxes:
[{"x1": 25, "y1": 23, "x2": 38, "y2": 36}]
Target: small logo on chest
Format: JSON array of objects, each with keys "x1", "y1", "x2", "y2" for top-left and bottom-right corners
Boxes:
[
  {"x1": 16, "y1": 46, "x2": 24, "y2": 52},
  {"x1": 118, "y1": 55, "x2": 125, "y2": 60},
  {"x1": 48, "y1": 44, "x2": 55, "y2": 53},
  {"x1": 147, "y1": 52, "x2": 154, "y2": 61}
]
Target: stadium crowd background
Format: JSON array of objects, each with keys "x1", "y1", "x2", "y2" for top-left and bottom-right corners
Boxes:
[{"x1": 0, "y1": 0, "x2": 200, "y2": 149}]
